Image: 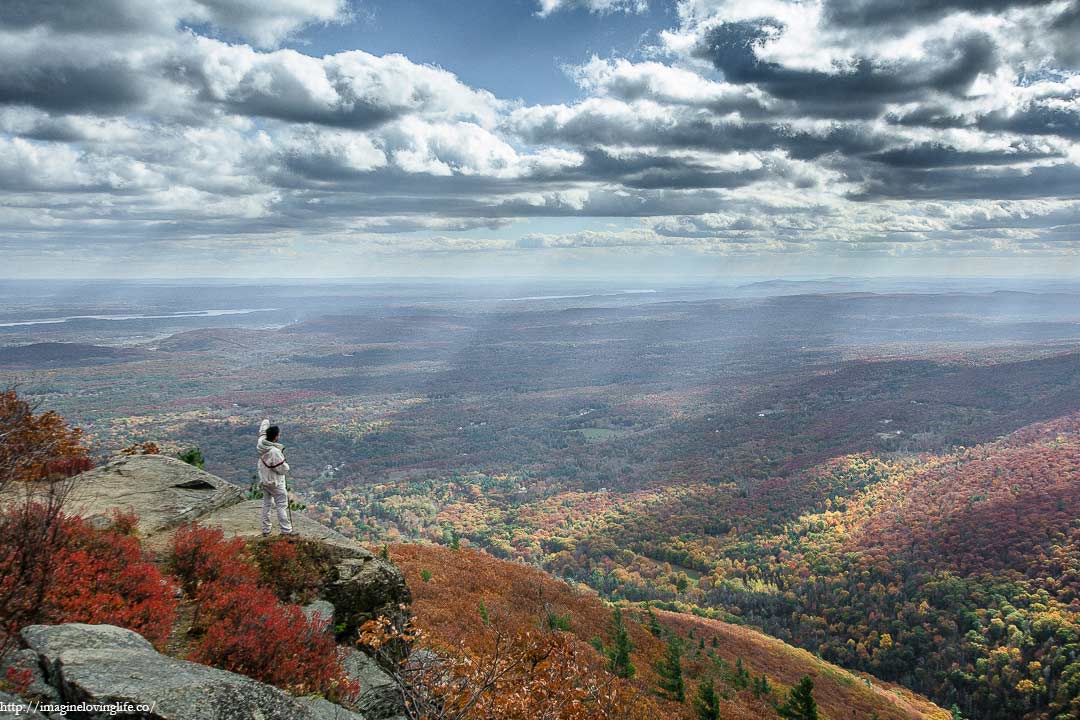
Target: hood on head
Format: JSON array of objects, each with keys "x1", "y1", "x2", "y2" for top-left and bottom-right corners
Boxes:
[{"x1": 258, "y1": 437, "x2": 283, "y2": 455}]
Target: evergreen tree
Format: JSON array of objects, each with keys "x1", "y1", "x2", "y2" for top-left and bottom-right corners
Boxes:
[
  {"x1": 655, "y1": 637, "x2": 685, "y2": 702},
  {"x1": 778, "y1": 676, "x2": 818, "y2": 720},
  {"x1": 693, "y1": 680, "x2": 721, "y2": 720},
  {"x1": 606, "y1": 608, "x2": 635, "y2": 679},
  {"x1": 752, "y1": 673, "x2": 772, "y2": 699},
  {"x1": 730, "y1": 657, "x2": 750, "y2": 689},
  {"x1": 177, "y1": 447, "x2": 205, "y2": 469},
  {"x1": 644, "y1": 601, "x2": 663, "y2": 637}
]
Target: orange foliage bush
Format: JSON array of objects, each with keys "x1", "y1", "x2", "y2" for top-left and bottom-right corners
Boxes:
[
  {"x1": 120, "y1": 442, "x2": 161, "y2": 456},
  {"x1": 0, "y1": 389, "x2": 92, "y2": 485},
  {"x1": 360, "y1": 614, "x2": 654, "y2": 720}
]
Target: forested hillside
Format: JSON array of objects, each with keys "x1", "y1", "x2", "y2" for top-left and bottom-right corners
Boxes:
[
  {"x1": 629, "y1": 414, "x2": 1080, "y2": 720},
  {"x1": 390, "y1": 543, "x2": 949, "y2": 720}
]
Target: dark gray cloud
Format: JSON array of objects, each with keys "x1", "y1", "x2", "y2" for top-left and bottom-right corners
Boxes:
[
  {"x1": 0, "y1": 0, "x2": 347, "y2": 47},
  {"x1": 978, "y1": 103, "x2": 1080, "y2": 139},
  {"x1": 694, "y1": 19, "x2": 998, "y2": 119},
  {"x1": 0, "y1": 61, "x2": 148, "y2": 114},
  {"x1": 851, "y1": 162, "x2": 1080, "y2": 201},
  {"x1": 821, "y1": 0, "x2": 1062, "y2": 28},
  {"x1": 0, "y1": 0, "x2": 173, "y2": 34},
  {"x1": 864, "y1": 142, "x2": 1058, "y2": 168}
]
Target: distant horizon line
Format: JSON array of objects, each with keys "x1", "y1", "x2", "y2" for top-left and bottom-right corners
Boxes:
[{"x1": 4, "y1": 274, "x2": 1080, "y2": 283}]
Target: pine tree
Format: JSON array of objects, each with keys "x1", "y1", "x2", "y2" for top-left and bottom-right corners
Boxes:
[
  {"x1": 606, "y1": 608, "x2": 635, "y2": 679},
  {"x1": 730, "y1": 657, "x2": 750, "y2": 689},
  {"x1": 693, "y1": 680, "x2": 721, "y2": 720},
  {"x1": 752, "y1": 673, "x2": 772, "y2": 699},
  {"x1": 644, "y1": 601, "x2": 663, "y2": 637},
  {"x1": 177, "y1": 447, "x2": 205, "y2": 469},
  {"x1": 655, "y1": 637, "x2": 685, "y2": 702},
  {"x1": 778, "y1": 676, "x2": 818, "y2": 720}
]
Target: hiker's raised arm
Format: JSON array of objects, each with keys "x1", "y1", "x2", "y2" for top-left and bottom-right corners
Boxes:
[{"x1": 259, "y1": 418, "x2": 270, "y2": 437}]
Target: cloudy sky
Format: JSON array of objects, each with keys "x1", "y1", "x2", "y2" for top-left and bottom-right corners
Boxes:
[{"x1": 3, "y1": 0, "x2": 1080, "y2": 278}]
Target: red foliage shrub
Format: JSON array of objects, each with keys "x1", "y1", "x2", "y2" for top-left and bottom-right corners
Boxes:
[
  {"x1": 2, "y1": 667, "x2": 32, "y2": 696},
  {"x1": 168, "y1": 523, "x2": 257, "y2": 595},
  {"x1": 108, "y1": 508, "x2": 141, "y2": 536},
  {"x1": 169, "y1": 525, "x2": 357, "y2": 702},
  {"x1": 0, "y1": 506, "x2": 178, "y2": 650},
  {"x1": 192, "y1": 579, "x2": 356, "y2": 700}
]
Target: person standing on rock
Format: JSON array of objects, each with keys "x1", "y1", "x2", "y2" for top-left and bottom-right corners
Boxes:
[{"x1": 257, "y1": 418, "x2": 293, "y2": 536}]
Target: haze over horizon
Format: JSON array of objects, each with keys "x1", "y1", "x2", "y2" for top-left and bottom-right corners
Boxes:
[{"x1": 3, "y1": 0, "x2": 1080, "y2": 278}]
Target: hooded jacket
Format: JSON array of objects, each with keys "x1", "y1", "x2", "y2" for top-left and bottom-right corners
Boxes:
[{"x1": 257, "y1": 418, "x2": 289, "y2": 486}]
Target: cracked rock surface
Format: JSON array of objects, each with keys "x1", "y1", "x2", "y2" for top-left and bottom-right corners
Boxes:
[
  {"x1": 19, "y1": 624, "x2": 366, "y2": 720},
  {"x1": 65, "y1": 456, "x2": 244, "y2": 533}
]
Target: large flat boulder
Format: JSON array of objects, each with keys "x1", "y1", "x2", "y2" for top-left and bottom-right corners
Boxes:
[
  {"x1": 199, "y1": 500, "x2": 365, "y2": 554},
  {"x1": 19, "y1": 624, "x2": 365, "y2": 720},
  {"x1": 67, "y1": 456, "x2": 244, "y2": 534}
]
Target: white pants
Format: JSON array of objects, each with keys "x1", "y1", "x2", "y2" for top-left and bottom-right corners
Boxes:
[{"x1": 260, "y1": 479, "x2": 293, "y2": 534}]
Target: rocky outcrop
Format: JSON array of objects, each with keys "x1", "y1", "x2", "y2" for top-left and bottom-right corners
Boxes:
[
  {"x1": 0, "y1": 691, "x2": 47, "y2": 719},
  {"x1": 66, "y1": 455, "x2": 243, "y2": 533},
  {"x1": 66, "y1": 455, "x2": 410, "y2": 639},
  {"x1": 198, "y1": 500, "x2": 360, "y2": 551},
  {"x1": 20, "y1": 457, "x2": 416, "y2": 719},
  {"x1": 19, "y1": 624, "x2": 366, "y2": 720},
  {"x1": 324, "y1": 556, "x2": 411, "y2": 645},
  {"x1": 340, "y1": 650, "x2": 404, "y2": 720}
]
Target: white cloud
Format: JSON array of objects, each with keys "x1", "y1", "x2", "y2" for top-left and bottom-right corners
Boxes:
[
  {"x1": 188, "y1": 38, "x2": 503, "y2": 128},
  {"x1": 1, "y1": 0, "x2": 1080, "y2": 270},
  {"x1": 535, "y1": 0, "x2": 648, "y2": 17},
  {"x1": 185, "y1": 0, "x2": 348, "y2": 48}
]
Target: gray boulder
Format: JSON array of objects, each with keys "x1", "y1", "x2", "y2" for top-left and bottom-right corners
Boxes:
[
  {"x1": 294, "y1": 697, "x2": 366, "y2": 720},
  {"x1": 324, "y1": 557, "x2": 411, "y2": 646},
  {"x1": 197, "y1": 500, "x2": 359, "y2": 551},
  {"x1": 302, "y1": 600, "x2": 336, "y2": 629},
  {"x1": 0, "y1": 648, "x2": 60, "y2": 702},
  {"x1": 0, "y1": 691, "x2": 47, "y2": 719},
  {"x1": 341, "y1": 650, "x2": 405, "y2": 720},
  {"x1": 19, "y1": 624, "x2": 363, "y2": 720},
  {"x1": 66, "y1": 456, "x2": 244, "y2": 534}
]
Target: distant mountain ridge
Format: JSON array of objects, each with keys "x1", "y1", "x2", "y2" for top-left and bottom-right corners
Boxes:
[{"x1": 0, "y1": 342, "x2": 148, "y2": 367}]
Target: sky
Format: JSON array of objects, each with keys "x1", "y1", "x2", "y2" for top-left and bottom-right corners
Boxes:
[{"x1": 2, "y1": 0, "x2": 1080, "y2": 279}]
